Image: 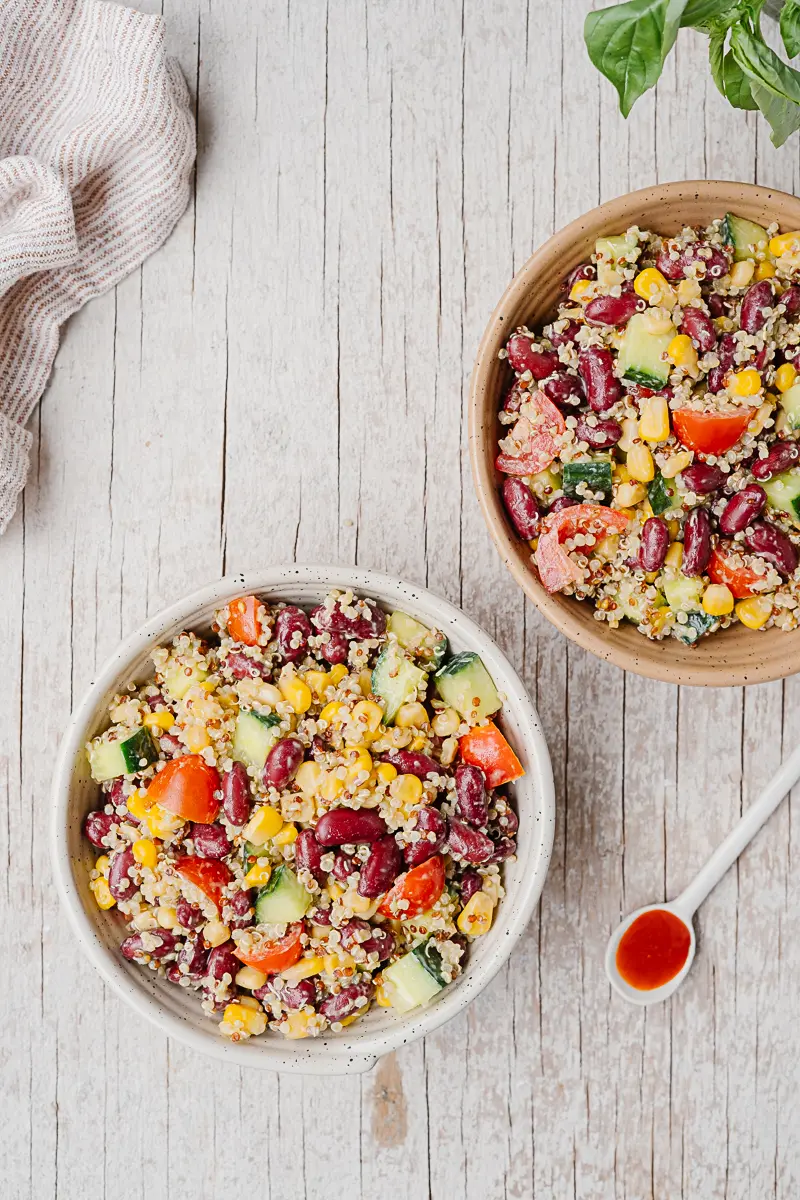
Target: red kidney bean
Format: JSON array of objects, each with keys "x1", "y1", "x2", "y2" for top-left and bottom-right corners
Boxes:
[
  {"x1": 309, "y1": 905, "x2": 332, "y2": 925},
  {"x1": 382, "y1": 748, "x2": 442, "y2": 780},
  {"x1": 578, "y1": 347, "x2": 622, "y2": 412},
  {"x1": 542, "y1": 371, "x2": 583, "y2": 408},
  {"x1": 447, "y1": 817, "x2": 495, "y2": 865},
  {"x1": 740, "y1": 280, "x2": 774, "y2": 333},
  {"x1": 719, "y1": 485, "x2": 767, "y2": 534},
  {"x1": 584, "y1": 292, "x2": 643, "y2": 327},
  {"x1": 564, "y1": 262, "x2": 596, "y2": 291},
  {"x1": 205, "y1": 943, "x2": 240, "y2": 983},
  {"x1": 295, "y1": 828, "x2": 326, "y2": 884},
  {"x1": 575, "y1": 415, "x2": 622, "y2": 449},
  {"x1": 488, "y1": 836, "x2": 517, "y2": 864},
  {"x1": 189, "y1": 822, "x2": 232, "y2": 859},
  {"x1": 682, "y1": 507, "x2": 712, "y2": 577},
  {"x1": 311, "y1": 599, "x2": 386, "y2": 640},
  {"x1": 165, "y1": 964, "x2": 184, "y2": 985},
  {"x1": 319, "y1": 978, "x2": 375, "y2": 1022},
  {"x1": 549, "y1": 495, "x2": 578, "y2": 513},
  {"x1": 176, "y1": 898, "x2": 204, "y2": 930},
  {"x1": 225, "y1": 888, "x2": 254, "y2": 930},
  {"x1": 159, "y1": 733, "x2": 184, "y2": 756},
  {"x1": 755, "y1": 345, "x2": 772, "y2": 373},
  {"x1": 549, "y1": 318, "x2": 582, "y2": 347},
  {"x1": 707, "y1": 292, "x2": 730, "y2": 318},
  {"x1": 84, "y1": 810, "x2": 122, "y2": 848},
  {"x1": 502, "y1": 478, "x2": 540, "y2": 540},
  {"x1": 656, "y1": 241, "x2": 729, "y2": 281},
  {"x1": 264, "y1": 978, "x2": 317, "y2": 1010},
  {"x1": 781, "y1": 285, "x2": 800, "y2": 316},
  {"x1": 315, "y1": 808, "x2": 388, "y2": 846},
  {"x1": 744, "y1": 521, "x2": 798, "y2": 574},
  {"x1": 178, "y1": 936, "x2": 209, "y2": 977},
  {"x1": 459, "y1": 871, "x2": 484, "y2": 903},
  {"x1": 503, "y1": 381, "x2": 524, "y2": 413},
  {"x1": 506, "y1": 333, "x2": 560, "y2": 379},
  {"x1": 455, "y1": 764, "x2": 489, "y2": 826},
  {"x1": 275, "y1": 605, "x2": 312, "y2": 662},
  {"x1": 680, "y1": 463, "x2": 726, "y2": 494},
  {"x1": 108, "y1": 848, "x2": 136, "y2": 902},
  {"x1": 264, "y1": 737, "x2": 304, "y2": 790},
  {"x1": 221, "y1": 651, "x2": 269, "y2": 680},
  {"x1": 707, "y1": 333, "x2": 737, "y2": 393},
  {"x1": 321, "y1": 632, "x2": 349, "y2": 665},
  {"x1": 680, "y1": 306, "x2": 717, "y2": 352},
  {"x1": 404, "y1": 806, "x2": 447, "y2": 867},
  {"x1": 221, "y1": 761, "x2": 251, "y2": 827},
  {"x1": 492, "y1": 798, "x2": 518, "y2": 834},
  {"x1": 640, "y1": 517, "x2": 670, "y2": 571},
  {"x1": 106, "y1": 778, "x2": 125, "y2": 806},
  {"x1": 331, "y1": 851, "x2": 357, "y2": 883},
  {"x1": 121, "y1": 930, "x2": 178, "y2": 961},
  {"x1": 339, "y1": 919, "x2": 395, "y2": 961},
  {"x1": 752, "y1": 441, "x2": 800, "y2": 480},
  {"x1": 358, "y1": 835, "x2": 402, "y2": 897}
]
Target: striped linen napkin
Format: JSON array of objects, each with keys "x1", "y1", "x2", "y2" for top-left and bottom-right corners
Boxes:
[{"x1": 0, "y1": 0, "x2": 195, "y2": 534}]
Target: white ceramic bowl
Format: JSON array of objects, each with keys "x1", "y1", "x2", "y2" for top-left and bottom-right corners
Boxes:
[{"x1": 51, "y1": 566, "x2": 555, "y2": 1073}]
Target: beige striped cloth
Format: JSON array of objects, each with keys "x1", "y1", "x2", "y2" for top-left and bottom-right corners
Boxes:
[{"x1": 0, "y1": 0, "x2": 195, "y2": 534}]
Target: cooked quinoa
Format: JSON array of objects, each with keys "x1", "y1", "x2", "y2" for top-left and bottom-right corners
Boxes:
[
  {"x1": 497, "y1": 214, "x2": 800, "y2": 643},
  {"x1": 83, "y1": 590, "x2": 523, "y2": 1041}
]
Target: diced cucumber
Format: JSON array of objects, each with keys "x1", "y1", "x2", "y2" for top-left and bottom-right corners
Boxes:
[
  {"x1": 778, "y1": 384, "x2": 800, "y2": 431},
  {"x1": 561, "y1": 458, "x2": 612, "y2": 501},
  {"x1": 254, "y1": 865, "x2": 311, "y2": 924},
  {"x1": 617, "y1": 312, "x2": 672, "y2": 388},
  {"x1": 411, "y1": 937, "x2": 447, "y2": 986},
  {"x1": 648, "y1": 473, "x2": 678, "y2": 516},
  {"x1": 434, "y1": 652, "x2": 501, "y2": 722},
  {"x1": 232, "y1": 710, "x2": 282, "y2": 769},
  {"x1": 674, "y1": 610, "x2": 719, "y2": 644},
  {"x1": 595, "y1": 232, "x2": 639, "y2": 287},
  {"x1": 721, "y1": 213, "x2": 771, "y2": 263},
  {"x1": 528, "y1": 465, "x2": 562, "y2": 502},
  {"x1": 382, "y1": 946, "x2": 444, "y2": 1014},
  {"x1": 762, "y1": 468, "x2": 800, "y2": 525},
  {"x1": 162, "y1": 659, "x2": 208, "y2": 701},
  {"x1": 615, "y1": 578, "x2": 665, "y2": 625},
  {"x1": 663, "y1": 574, "x2": 704, "y2": 612},
  {"x1": 88, "y1": 727, "x2": 158, "y2": 782},
  {"x1": 387, "y1": 611, "x2": 447, "y2": 669},
  {"x1": 372, "y1": 643, "x2": 428, "y2": 724}
]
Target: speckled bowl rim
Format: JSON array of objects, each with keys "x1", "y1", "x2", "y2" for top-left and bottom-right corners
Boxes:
[
  {"x1": 50, "y1": 566, "x2": 555, "y2": 1074},
  {"x1": 469, "y1": 179, "x2": 800, "y2": 687}
]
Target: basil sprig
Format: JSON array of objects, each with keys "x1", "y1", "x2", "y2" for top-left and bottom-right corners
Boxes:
[{"x1": 585, "y1": 0, "x2": 800, "y2": 146}]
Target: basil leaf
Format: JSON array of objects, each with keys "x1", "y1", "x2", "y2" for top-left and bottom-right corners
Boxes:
[
  {"x1": 709, "y1": 30, "x2": 726, "y2": 93},
  {"x1": 723, "y1": 48, "x2": 759, "y2": 107},
  {"x1": 584, "y1": 0, "x2": 688, "y2": 116},
  {"x1": 731, "y1": 20, "x2": 800, "y2": 102},
  {"x1": 751, "y1": 80, "x2": 800, "y2": 144},
  {"x1": 781, "y1": 0, "x2": 800, "y2": 58},
  {"x1": 682, "y1": 0, "x2": 743, "y2": 31}
]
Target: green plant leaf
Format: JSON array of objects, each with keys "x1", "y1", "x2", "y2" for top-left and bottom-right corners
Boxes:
[
  {"x1": 781, "y1": 0, "x2": 800, "y2": 58},
  {"x1": 584, "y1": 0, "x2": 688, "y2": 116},
  {"x1": 730, "y1": 19, "x2": 800, "y2": 143},
  {"x1": 682, "y1": 0, "x2": 743, "y2": 31},
  {"x1": 751, "y1": 80, "x2": 800, "y2": 143},
  {"x1": 723, "y1": 48, "x2": 759, "y2": 107},
  {"x1": 709, "y1": 29, "x2": 726, "y2": 93}
]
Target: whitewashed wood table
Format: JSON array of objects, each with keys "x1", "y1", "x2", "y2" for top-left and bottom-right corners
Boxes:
[{"x1": 4, "y1": 2, "x2": 800, "y2": 1196}]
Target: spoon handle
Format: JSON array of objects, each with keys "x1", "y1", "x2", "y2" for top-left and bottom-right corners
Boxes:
[{"x1": 674, "y1": 739, "x2": 800, "y2": 920}]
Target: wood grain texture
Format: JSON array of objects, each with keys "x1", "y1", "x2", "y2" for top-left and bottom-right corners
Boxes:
[{"x1": 2, "y1": 1, "x2": 800, "y2": 1196}]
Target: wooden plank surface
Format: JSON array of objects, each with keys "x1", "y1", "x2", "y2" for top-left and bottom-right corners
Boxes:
[{"x1": 2, "y1": 1, "x2": 800, "y2": 1195}]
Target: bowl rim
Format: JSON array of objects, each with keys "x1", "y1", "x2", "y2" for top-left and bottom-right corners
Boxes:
[
  {"x1": 468, "y1": 178, "x2": 800, "y2": 687},
  {"x1": 50, "y1": 565, "x2": 555, "y2": 1073}
]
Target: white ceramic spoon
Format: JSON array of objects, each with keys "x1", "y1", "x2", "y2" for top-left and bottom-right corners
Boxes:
[{"x1": 606, "y1": 740, "x2": 800, "y2": 1006}]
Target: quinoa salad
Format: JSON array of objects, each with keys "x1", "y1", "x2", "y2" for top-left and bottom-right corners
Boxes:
[
  {"x1": 496, "y1": 214, "x2": 800, "y2": 643},
  {"x1": 83, "y1": 591, "x2": 523, "y2": 1042}
]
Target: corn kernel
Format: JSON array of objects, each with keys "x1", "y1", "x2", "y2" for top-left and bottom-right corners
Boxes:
[
  {"x1": 304, "y1": 669, "x2": 330, "y2": 698},
  {"x1": 389, "y1": 773, "x2": 424, "y2": 807},
  {"x1": 676, "y1": 278, "x2": 702, "y2": 305},
  {"x1": 156, "y1": 905, "x2": 178, "y2": 929},
  {"x1": 736, "y1": 595, "x2": 773, "y2": 629},
  {"x1": 235, "y1": 965, "x2": 268, "y2": 990},
  {"x1": 615, "y1": 481, "x2": 647, "y2": 507},
  {"x1": 143, "y1": 710, "x2": 174, "y2": 730},
  {"x1": 664, "y1": 542, "x2": 684, "y2": 569},
  {"x1": 351, "y1": 700, "x2": 384, "y2": 735},
  {"x1": 342, "y1": 888, "x2": 379, "y2": 917},
  {"x1": 90, "y1": 877, "x2": 116, "y2": 910},
  {"x1": 328, "y1": 663, "x2": 349, "y2": 686},
  {"x1": 320, "y1": 772, "x2": 345, "y2": 802},
  {"x1": 756, "y1": 260, "x2": 776, "y2": 280},
  {"x1": 649, "y1": 607, "x2": 671, "y2": 635},
  {"x1": 727, "y1": 367, "x2": 762, "y2": 397},
  {"x1": 273, "y1": 822, "x2": 298, "y2": 845},
  {"x1": 730, "y1": 259, "x2": 756, "y2": 287},
  {"x1": 278, "y1": 669, "x2": 312, "y2": 715},
  {"x1": 183, "y1": 724, "x2": 210, "y2": 753},
  {"x1": 357, "y1": 669, "x2": 373, "y2": 696},
  {"x1": 205, "y1": 920, "x2": 231, "y2": 948},
  {"x1": 617, "y1": 418, "x2": 639, "y2": 455},
  {"x1": 702, "y1": 584, "x2": 734, "y2": 616},
  {"x1": 344, "y1": 745, "x2": 373, "y2": 783},
  {"x1": 126, "y1": 789, "x2": 153, "y2": 821},
  {"x1": 282, "y1": 1010, "x2": 315, "y2": 1039},
  {"x1": 457, "y1": 890, "x2": 495, "y2": 936},
  {"x1": 375, "y1": 980, "x2": 394, "y2": 1007},
  {"x1": 376, "y1": 762, "x2": 398, "y2": 785},
  {"x1": 769, "y1": 232, "x2": 800, "y2": 258},
  {"x1": 322, "y1": 952, "x2": 356, "y2": 972},
  {"x1": 296, "y1": 760, "x2": 324, "y2": 794},
  {"x1": 220, "y1": 1001, "x2": 267, "y2": 1039},
  {"x1": 638, "y1": 395, "x2": 671, "y2": 443},
  {"x1": 338, "y1": 1013, "x2": 361, "y2": 1027},
  {"x1": 243, "y1": 804, "x2": 284, "y2": 846},
  {"x1": 132, "y1": 838, "x2": 159, "y2": 870},
  {"x1": 594, "y1": 534, "x2": 619, "y2": 561},
  {"x1": 640, "y1": 309, "x2": 674, "y2": 336},
  {"x1": 244, "y1": 862, "x2": 272, "y2": 887},
  {"x1": 626, "y1": 443, "x2": 655, "y2": 483},
  {"x1": 776, "y1": 363, "x2": 797, "y2": 393},
  {"x1": 319, "y1": 700, "x2": 346, "y2": 725},
  {"x1": 143, "y1": 804, "x2": 184, "y2": 839},
  {"x1": 668, "y1": 334, "x2": 699, "y2": 375},
  {"x1": 409, "y1": 735, "x2": 427, "y2": 751},
  {"x1": 667, "y1": 519, "x2": 680, "y2": 538},
  {"x1": 661, "y1": 450, "x2": 693, "y2": 478},
  {"x1": 281, "y1": 955, "x2": 326, "y2": 983},
  {"x1": 747, "y1": 400, "x2": 775, "y2": 436},
  {"x1": 633, "y1": 267, "x2": 672, "y2": 305},
  {"x1": 327, "y1": 881, "x2": 344, "y2": 902},
  {"x1": 395, "y1": 702, "x2": 428, "y2": 728},
  {"x1": 431, "y1": 707, "x2": 460, "y2": 737},
  {"x1": 95, "y1": 855, "x2": 110, "y2": 874},
  {"x1": 569, "y1": 278, "x2": 592, "y2": 302}
]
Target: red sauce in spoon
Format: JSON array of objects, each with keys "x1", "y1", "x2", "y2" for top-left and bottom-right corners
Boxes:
[{"x1": 615, "y1": 909, "x2": 691, "y2": 990}]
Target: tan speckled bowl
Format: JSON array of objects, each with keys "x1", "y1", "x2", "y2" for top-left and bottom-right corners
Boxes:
[{"x1": 470, "y1": 180, "x2": 800, "y2": 687}]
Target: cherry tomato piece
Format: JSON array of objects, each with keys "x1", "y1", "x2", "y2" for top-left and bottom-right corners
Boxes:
[{"x1": 146, "y1": 755, "x2": 221, "y2": 824}]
